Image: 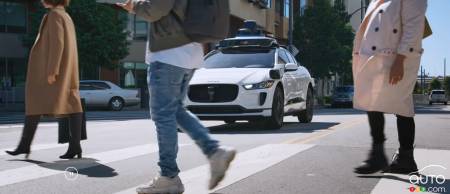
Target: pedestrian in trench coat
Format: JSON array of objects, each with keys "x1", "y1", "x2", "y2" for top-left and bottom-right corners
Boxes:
[
  {"x1": 353, "y1": 0, "x2": 428, "y2": 175},
  {"x1": 6, "y1": 0, "x2": 84, "y2": 160}
]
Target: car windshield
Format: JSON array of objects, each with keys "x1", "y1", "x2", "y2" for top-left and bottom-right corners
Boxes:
[
  {"x1": 335, "y1": 87, "x2": 354, "y2": 93},
  {"x1": 203, "y1": 48, "x2": 275, "y2": 69},
  {"x1": 432, "y1": 91, "x2": 445, "y2": 95}
]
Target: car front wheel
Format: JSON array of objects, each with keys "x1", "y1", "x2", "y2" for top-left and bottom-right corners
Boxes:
[
  {"x1": 265, "y1": 86, "x2": 284, "y2": 129},
  {"x1": 109, "y1": 97, "x2": 124, "y2": 111},
  {"x1": 298, "y1": 86, "x2": 314, "y2": 123}
]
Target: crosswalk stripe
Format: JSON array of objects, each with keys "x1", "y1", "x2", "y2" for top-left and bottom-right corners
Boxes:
[
  {"x1": 0, "y1": 144, "x2": 67, "y2": 156},
  {"x1": 115, "y1": 144, "x2": 315, "y2": 194},
  {"x1": 371, "y1": 149, "x2": 450, "y2": 194},
  {"x1": 0, "y1": 143, "x2": 191, "y2": 187}
]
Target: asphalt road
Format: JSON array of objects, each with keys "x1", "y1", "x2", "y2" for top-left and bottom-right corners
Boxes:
[{"x1": 0, "y1": 105, "x2": 449, "y2": 194}]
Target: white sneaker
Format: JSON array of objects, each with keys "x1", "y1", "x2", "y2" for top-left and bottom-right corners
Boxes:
[
  {"x1": 136, "y1": 175, "x2": 185, "y2": 194},
  {"x1": 208, "y1": 146, "x2": 237, "y2": 190}
]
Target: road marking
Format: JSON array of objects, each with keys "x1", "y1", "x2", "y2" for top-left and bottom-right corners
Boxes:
[
  {"x1": 282, "y1": 118, "x2": 366, "y2": 144},
  {"x1": 0, "y1": 123, "x2": 58, "y2": 129},
  {"x1": 0, "y1": 144, "x2": 191, "y2": 187},
  {"x1": 0, "y1": 143, "x2": 67, "y2": 156},
  {"x1": 115, "y1": 144, "x2": 315, "y2": 194},
  {"x1": 371, "y1": 149, "x2": 450, "y2": 194}
]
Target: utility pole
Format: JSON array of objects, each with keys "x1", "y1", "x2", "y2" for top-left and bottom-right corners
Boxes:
[
  {"x1": 445, "y1": 58, "x2": 447, "y2": 78},
  {"x1": 421, "y1": 66, "x2": 424, "y2": 94},
  {"x1": 288, "y1": 0, "x2": 294, "y2": 52},
  {"x1": 360, "y1": 0, "x2": 364, "y2": 23}
]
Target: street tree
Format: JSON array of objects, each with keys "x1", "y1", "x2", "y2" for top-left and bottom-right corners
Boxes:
[
  {"x1": 443, "y1": 76, "x2": 450, "y2": 94},
  {"x1": 429, "y1": 77, "x2": 442, "y2": 90},
  {"x1": 23, "y1": 0, "x2": 129, "y2": 79},
  {"x1": 293, "y1": 0, "x2": 354, "y2": 96}
]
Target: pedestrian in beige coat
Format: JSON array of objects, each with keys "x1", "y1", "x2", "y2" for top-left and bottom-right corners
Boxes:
[
  {"x1": 6, "y1": 0, "x2": 84, "y2": 159},
  {"x1": 353, "y1": 0, "x2": 428, "y2": 174}
]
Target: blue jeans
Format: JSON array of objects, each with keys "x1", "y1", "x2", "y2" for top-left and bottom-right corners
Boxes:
[{"x1": 148, "y1": 61, "x2": 219, "y2": 178}]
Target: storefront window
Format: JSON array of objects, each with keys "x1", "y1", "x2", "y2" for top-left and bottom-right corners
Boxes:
[
  {"x1": 120, "y1": 62, "x2": 148, "y2": 89},
  {"x1": 284, "y1": 0, "x2": 290, "y2": 17},
  {"x1": 0, "y1": 57, "x2": 26, "y2": 89},
  {"x1": 0, "y1": 1, "x2": 27, "y2": 33},
  {"x1": 275, "y1": 0, "x2": 283, "y2": 16},
  {"x1": 300, "y1": 0, "x2": 306, "y2": 15},
  {"x1": 8, "y1": 58, "x2": 26, "y2": 87},
  {"x1": 134, "y1": 16, "x2": 148, "y2": 40}
]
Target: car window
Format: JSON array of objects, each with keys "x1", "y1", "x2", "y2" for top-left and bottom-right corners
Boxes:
[
  {"x1": 285, "y1": 50, "x2": 297, "y2": 65},
  {"x1": 278, "y1": 50, "x2": 291, "y2": 64},
  {"x1": 335, "y1": 87, "x2": 354, "y2": 93},
  {"x1": 432, "y1": 91, "x2": 445, "y2": 95},
  {"x1": 204, "y1": 48, "x2": 275, "y2": 68},
  {"x1": 91, "y1": 82, "x2": 111, "y2": 90},
  {"x1": 278, "y1": 56, "x2": 287, "y2": 65},
  {"x1": 80, "y1": 84, "x2": 95, "y2": 90}
]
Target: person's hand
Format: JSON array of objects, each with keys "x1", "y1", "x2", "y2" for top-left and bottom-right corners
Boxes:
[
  {"x1": 48, "y1": 75, "x2": 56, "y2": 85},
  {"x1": 116, "y1": 0, "x2": 134, "y2": 13},
  {"x1": 389, "y1": 54, "x2": 406, "y2": 85}
]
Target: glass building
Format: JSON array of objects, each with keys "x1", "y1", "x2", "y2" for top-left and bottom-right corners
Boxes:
[{"x1": 0, "y1": 0, "x2": 30, "y2": 105}]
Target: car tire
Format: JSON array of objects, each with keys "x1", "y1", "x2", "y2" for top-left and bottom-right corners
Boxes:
[
  {"x1": 109, "y1": 97, "x2": 124, "y2": 111},
  {"x1": 298, "y1": 86, "x2": 314, "y2": 123},
  {"x1": 265, "y1": 86, "x2": 284, "y2": 129},
  {"x1": 224, "y1": 120, "x2": 236, "y2": 124},
  {"x1": 429, "y1": 101, "x2": 433, "y2": 105},
  {"x1": 445, "y1": 102, "x2": 448, "y2": 105}
]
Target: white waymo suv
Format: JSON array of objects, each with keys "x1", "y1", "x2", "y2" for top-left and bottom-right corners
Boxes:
[{"x1": 185, "y1": 36, "x2": 315, "y2": 129}]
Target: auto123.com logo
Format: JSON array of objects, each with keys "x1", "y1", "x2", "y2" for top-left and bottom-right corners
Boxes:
[{"x1": 408, "y1": 165, "x2": 447, "y2": 193}]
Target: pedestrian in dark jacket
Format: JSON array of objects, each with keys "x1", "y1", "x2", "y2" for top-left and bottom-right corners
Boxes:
[{"x1": 117, "y1": 0, "x2": 236, "y2": 193}]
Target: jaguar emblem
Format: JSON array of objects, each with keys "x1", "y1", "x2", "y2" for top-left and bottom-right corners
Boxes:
[{"x1": 207, "y1": 86, "x2": 215, "y2": 101}]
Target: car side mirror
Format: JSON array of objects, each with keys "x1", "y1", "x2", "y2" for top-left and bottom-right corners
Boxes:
[
  {"x1": 269, "y1": 69, "x2": 281, "y2": 80},
  {"x1": 285, "y1": 63, "x2": 298, "y2": 72}
]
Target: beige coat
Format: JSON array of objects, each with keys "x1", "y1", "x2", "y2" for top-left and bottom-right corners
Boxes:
[
  {"x1": 352, "y1": 0, "x2": 427, "y2": 117},
  {"x1": 25, "y1": 7, "x2": 82, "y2": 116}
]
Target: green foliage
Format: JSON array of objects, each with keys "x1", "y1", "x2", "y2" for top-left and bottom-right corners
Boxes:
[
  {"x1": 429, "y1": 78, "x2": 442, "y2": 90},
  {"x1": 444, "y1": 76, "x2": 450, "y2": 94},
  {"x1": 23, "y1": 0, "x2": 129, "y2": 79},
  {"x1": 293, "y1": 0, "x2": 354, "y2": 84}
]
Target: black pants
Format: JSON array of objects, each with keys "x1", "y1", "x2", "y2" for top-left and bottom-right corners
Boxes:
[{"x1": 367, "y1": 111, "x2": 415, "y2": 150}]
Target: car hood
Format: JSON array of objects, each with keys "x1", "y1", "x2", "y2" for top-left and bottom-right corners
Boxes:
[{"x1": 190, "y1": 68, "x2": 271, "y2": 85}]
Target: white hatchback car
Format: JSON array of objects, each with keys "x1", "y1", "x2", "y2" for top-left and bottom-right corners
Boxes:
[
  {"x1": 429, "y1": 90, "x2": 447, "y2": 105},
  {"x1": 79, "y1": 80, "x2": 140, "y2": 111},
  {"x1": 185, "y1": 36, "x2": 315, "y2": 129}
]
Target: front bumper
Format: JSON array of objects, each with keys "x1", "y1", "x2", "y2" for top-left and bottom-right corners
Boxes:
[
  {"x1": 186, "y1": 105, "x2": 272, "y2": 120},
  {"x1": 185, "y1": 83, "x2": 277, "y2": 120}
]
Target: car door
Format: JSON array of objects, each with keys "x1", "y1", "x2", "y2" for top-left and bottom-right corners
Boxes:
[
  {"x1": 89, "y1": 82, "x2": 113, "y2": 106},
  {"x1": 79, "y1": 83, "x2": 95, "y2": 105},
  {"x1": 278, "y1": 50, "x2": 296, "y2": 106},
  {"x1": 286, "y1": 50, "x2": 309, "y2": 101}
]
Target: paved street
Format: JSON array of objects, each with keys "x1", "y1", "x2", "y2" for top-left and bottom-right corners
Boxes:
[{"x1": 0, "y1": 106, "x2": 449, "y2": 194}]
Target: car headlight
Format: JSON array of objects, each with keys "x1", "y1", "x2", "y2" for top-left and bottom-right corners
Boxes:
[{"x1": 243, "y1": 80, "x2": 275, "y2": 90}]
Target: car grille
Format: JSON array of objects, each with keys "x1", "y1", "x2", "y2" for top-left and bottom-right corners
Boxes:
[
  {"x1": 188, "y1": 84, "x2": 238, "y2": 103},
  {"x1": 187, "y1": 106, "x2": 263, "y2": 114}
]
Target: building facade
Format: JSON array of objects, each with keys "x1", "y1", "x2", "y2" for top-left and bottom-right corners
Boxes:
[
  {"x1": 0, "y1": 0, "x2": 33, "y2": 105},
  {"x1": 0, "y1": 0, "x2": 297, "y2": 107},
  {"x1": 98, "y1": 0, "x2": 295, "y2": 90}
]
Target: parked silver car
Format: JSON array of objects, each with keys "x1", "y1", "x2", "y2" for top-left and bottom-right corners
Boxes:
[
  {"x1": 79, "y1": 80, "x2": 140, "y2": 111},
  {"x1": 429, "y1": 90, "x2": 447, "y2": 105},
  {"x1": 331, "y1": 86, "x2": 354, "y2": 108}
]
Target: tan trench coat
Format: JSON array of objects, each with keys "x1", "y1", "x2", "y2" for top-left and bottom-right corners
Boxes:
[
  {"x1": 352, "y1": 0, "x2": 427, "y2": 117},
  {"x1": 25, "y1": 7, "x2": 82, "y2": 116}
]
